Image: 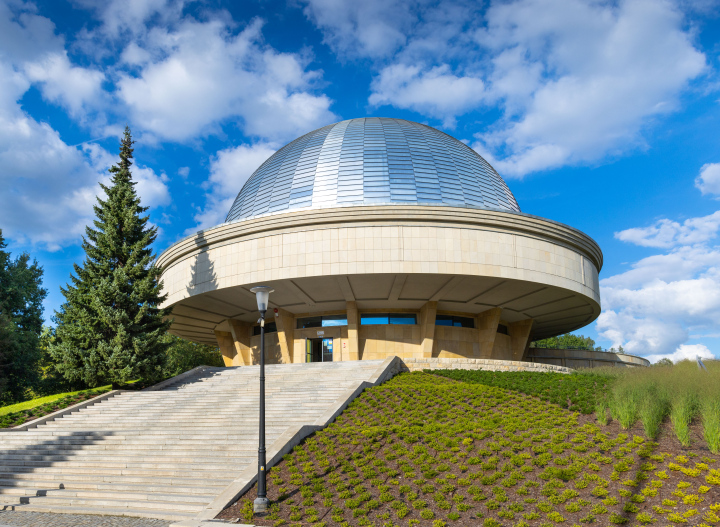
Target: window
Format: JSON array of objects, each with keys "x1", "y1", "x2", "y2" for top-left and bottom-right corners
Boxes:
[
  {"x1": 435, "y1": 315, "x2": 475, "y2": 328},
  {"x1": 497, "y1": 324, "x2": 509, "y2": 335},
  {"x1": 360, "y1": 313, "x2": 417, "y2": 325},
  {"x1": 252, "y1": 322, "x2": 277, "y2": 336},
  {"x1": 297, "y1": 314, "x2": 348, "y2": 329}
]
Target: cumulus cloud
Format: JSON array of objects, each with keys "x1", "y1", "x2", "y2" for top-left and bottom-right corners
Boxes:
[
  {"x1": 24, "y1": 52, "x2": 105, "y2": 118},
  {"x1": 303, "y1": 0, "x2": 707, "y2": 177},
  {"x1": 645, "y1": 343, "x2": 715, "y2": 364},
  {"x1": 301, "y1": 0, "x2": 420, "y2": 58},
  {"x1": 696, "y1": 163, "x2": 720, "y2": 196},
  {"x1": 0, "y1": 1, "x2": 170, "y2": 249},
  {"x1": 614, "y1": 211, "x2": 720, "y2": 248},
  {"x1": 190, "y1": 142, "x2": 277, "y2": 232},
  {"x1": 474, "y1": 0, "x2": 706, "y2": 176},
  {"x1": 116, "y1": 18, "x2": 335, "y2": 143},
  {"x1": 597, "y1": 211, "x2": 720, "y2": 360},
  {"x1": 369, "y1": 64, "x2": 485, "y2": 127}
]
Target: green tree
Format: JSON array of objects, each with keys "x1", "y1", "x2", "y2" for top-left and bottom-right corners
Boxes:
[
  {"x1": 654, "y1": 358, "x2": 674, "y2": 367},
  {"x1": 163, "y1": 334, "x2": 224, "y2": 377},
  {"x1": 531, "y1": 333, "x2": 599, "y2": 351},
  {"x1": 0, "y1": 229, "x2": 47, "y2": 404},
  {"x1": 50, "y1": 127, "x2": 172, "y2": 387}
]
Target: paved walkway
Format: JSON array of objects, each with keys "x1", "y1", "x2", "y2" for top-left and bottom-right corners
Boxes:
[{"x1": 0, "y1": 511, "x2": 175, "y2": 527}]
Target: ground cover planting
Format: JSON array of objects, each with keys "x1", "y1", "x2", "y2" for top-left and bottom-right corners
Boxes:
[
  {"x1": 218, "y1": 371, "x2": 720, "y2": 526},
  {"x1": 0, "y1": 386, "x2": 110, "y2": 428},
  {"x1": 427, "y1": 370, "x2": 612, "y2": 414}
]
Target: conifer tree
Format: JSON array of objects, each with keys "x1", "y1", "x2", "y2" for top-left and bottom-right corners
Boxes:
[
  {"x1": 50, "y1": 128, "x2": 171, "y2": 387},
  {"x1": 0, "y1": 229, "x2": 47, "y2": 403}
]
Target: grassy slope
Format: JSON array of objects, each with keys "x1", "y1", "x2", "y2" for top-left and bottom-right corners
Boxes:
[
  {"x1": 0, "y1": 386, "x2": 111, "y2": 416},
  {"x1": 220, "y1": 371, "x2": 720, "y2": 527}
]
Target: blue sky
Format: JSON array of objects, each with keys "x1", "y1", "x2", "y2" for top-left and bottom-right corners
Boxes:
[{"x1": 2, "y1": 0, "x2": 719, "y2": 362}]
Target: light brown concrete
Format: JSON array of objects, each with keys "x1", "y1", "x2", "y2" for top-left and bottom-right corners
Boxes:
[
  {"x1": 508, "y1": 319, "x2": 534, "y2": 362},
  {"x1": 214, "y1": 330, "x2": 235, "y2": 367},
  {"x1": 274, "y1": 308, "x2": 294, "y2": 364},
  {"x1": 419, "y1": 301, "x2": 437, "y2": 358},
  {"x1": 228, "y1": 320, "x2": 252, "y2": 366},
  {"x1": 346, "y1": 301, "x2": 359, "y2": 361},
  {"x1": 477, "y1": 308, "x2": 502, "y2": 358},
  {"x1": 158, "y1": 205, "x2": 602, "y2": 347},
  {"x1": 216, "y1": 303, "x2": 541, "y2": 365},
  {"x1": 526, "y1": 348, "x2": 650, "y2": 368}
]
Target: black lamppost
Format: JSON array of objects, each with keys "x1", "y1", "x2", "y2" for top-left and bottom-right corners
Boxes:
[{"x1": 250, "y1": 285, "x2": 274, "y2": 513}]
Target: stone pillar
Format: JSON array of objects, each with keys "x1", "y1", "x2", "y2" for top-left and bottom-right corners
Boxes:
[
  {"x1": 214, "y1": 330, "x2": 236, "y2": 367},
  {"x1": 476, "y1": 308, "x2": 501, "y2": 358},
  {"x1": 346, "y1": 301, "x2": 359, "y2": 361},
  {"x1": 419, "y1": 301, "x2": 437, "y2": 358},
  {"x1": 508, "y1": 319, "x2": 534, "y2": 362},
  {"x1": 274, "y1": 308, "x2": 295, "y2": 364},
  {"x1": 228, "y1": 319, "x2": 253, "y2": 366}
]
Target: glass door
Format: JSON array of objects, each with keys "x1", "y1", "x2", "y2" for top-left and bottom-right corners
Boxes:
[{"x1": 322, "y1": 338, "x2": 333, "y2": 362}]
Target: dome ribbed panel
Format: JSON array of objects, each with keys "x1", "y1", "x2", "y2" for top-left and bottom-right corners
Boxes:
[{"x1": 224, "y1": 118, "x2": 521, "y2": 223}]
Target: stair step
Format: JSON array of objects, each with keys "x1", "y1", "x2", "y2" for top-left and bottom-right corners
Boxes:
[{"x1": 0, "y1": 360, "x2": 386, "y2": 520}]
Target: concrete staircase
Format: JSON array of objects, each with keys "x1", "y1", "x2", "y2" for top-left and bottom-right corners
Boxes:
[{"x1": 0, "y1": 361, "x2": 386, "y2": 521}]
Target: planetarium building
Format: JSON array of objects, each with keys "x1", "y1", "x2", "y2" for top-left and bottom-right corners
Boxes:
[{"x1": 157, "y1": 118, "x2": 605, "y2": 367}]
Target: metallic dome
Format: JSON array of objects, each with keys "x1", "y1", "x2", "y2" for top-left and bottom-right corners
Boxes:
[{"x1": 225, "y1": 117, "x2": 520, "y2": 223}]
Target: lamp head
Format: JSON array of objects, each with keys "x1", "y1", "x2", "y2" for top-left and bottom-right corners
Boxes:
[{"x1": 250, "y1": 285, "x2": 274, "y2": 312}]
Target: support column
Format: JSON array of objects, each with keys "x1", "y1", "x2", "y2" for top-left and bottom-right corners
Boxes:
[
  {"x1": 419, "y1": 301, "x2": 437, "y2": 358},
  {"x1": 476, "y1": 308, "x2": 502, "y2": 358},
  {"x1": 274, "y1": 308, "x2": 294, "y2": 364},
  {"x1": 214, "y1": 330, "x2": 236, "y2": 367},
  {"x1": 228, "y1": 319, "x2": 253, "y2": 366},
  {"x1": 508, "y1": 319, "x2": 534, "y2": 362},
  {"x1": 346, "y1": 301, "x2": 359, "y2": 361}
]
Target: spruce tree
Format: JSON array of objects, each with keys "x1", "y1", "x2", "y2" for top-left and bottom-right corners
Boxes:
[{"x1": 50, "y1": 127, "x2": 171, "y2": 387}]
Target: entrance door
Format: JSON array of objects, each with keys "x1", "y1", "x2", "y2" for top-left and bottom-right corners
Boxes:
[{"x1": 305, "y1": 338, "x2": 334, "y2": 362}]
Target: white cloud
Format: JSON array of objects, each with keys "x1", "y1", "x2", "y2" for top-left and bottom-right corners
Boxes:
[
  {"x1": 645, "y1": 343, "x2": 715, "y2": 364},
  {"x1": 190, "y1": 142, "x2": 277, "y2": 232},
  {"x1": 301, "y1": 0, "x2": 420, "y2": 59},
  {"x1": 71, "y1": 0, "x2": 184, "y2": 39},
  {"x1": 614, "y1": 211, "x2": 720, "y2": 248},
  {"x1": 369, "y1": 64, "x2": 486, "y2": 127},
  {"x1": 116, "y1": 18, "x2": 336, "y2": 142},
  {"x1": 83, "y1": 142, "x2": 171, "y2": 209},
  {"x1": 24, "y1": 52, "x2": 105, "y2": 118},
  {"x1": 474, "y1": 0, "x2": 707, "y2": 176},
  {"x1": 304, "y1": 0, "x2": 707, "y2": 177},
  {"x1": 596, "y1": 212, "x2": 720, "y2": 360},
  {"x1": 696, "y1": 163, "x2": 720, "y2": 196}
]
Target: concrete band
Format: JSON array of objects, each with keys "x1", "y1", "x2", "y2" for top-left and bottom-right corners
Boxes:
[{"x1": 157, "y1": 205, "x2": 603, "y2": 363}]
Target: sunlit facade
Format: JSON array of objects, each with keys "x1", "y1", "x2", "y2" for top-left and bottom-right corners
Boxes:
[{"x1": 157, "y1": 118, "x2": 602, "y2": 366}]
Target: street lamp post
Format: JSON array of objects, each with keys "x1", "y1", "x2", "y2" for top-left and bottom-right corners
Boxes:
[{"x1": 250, "y1": 285, "x2": 274, "y2": 513}]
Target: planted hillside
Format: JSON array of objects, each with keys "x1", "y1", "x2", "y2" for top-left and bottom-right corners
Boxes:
[
  {"x1": 600, "y1": 360, "x2": 720, "y2": 453},
  {"x1": 219, "y1": 372, "x2": 720, "y2": 526},
  {"x1": 0, "y1": 386, "x2": 110, "y2": 428},
  {"x1": 428, "y1": 369, "x2": 612, "y2": 414}
]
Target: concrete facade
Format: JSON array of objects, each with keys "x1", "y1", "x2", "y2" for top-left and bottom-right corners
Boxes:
[
  {"x1": 526, "y1": 348, "x2": 650, "y2": 369},
  {"x1": 157, "y1": 205, "x2": 604, "y2": 366}
]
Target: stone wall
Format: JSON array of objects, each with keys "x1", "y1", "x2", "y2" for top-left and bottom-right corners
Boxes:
[
  {"x1": 526, "y1": 348, "x2": 649, "y2": 369},
  {"x1": 401, "y1": 357, "x2": 573, "y2": 373}
]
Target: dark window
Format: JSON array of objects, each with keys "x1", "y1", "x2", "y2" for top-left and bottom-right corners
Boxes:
[
  {"x1": 435, "y1": 315, "x2": 475, "y2": 328},
  {"x1": 360, "y1": 313, "x2": 417, "y2": 325},
  {"x1": 297, "y1": 315, "x2": 348, "y2": 329},
  {"x1": 253, "y1": 322, "x2": 277, "y2": 336},
  {"x1": 497, "y1": 324, "x2": 509, "y2": 335}
]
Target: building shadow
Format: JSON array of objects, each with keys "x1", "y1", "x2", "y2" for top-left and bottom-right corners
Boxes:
[
  {"x1": 0, "y1": 429, "x2": 113, "y2": 508},
  {"x1": 186, "y1": 230, "x2": 218, "y2": 298}
]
